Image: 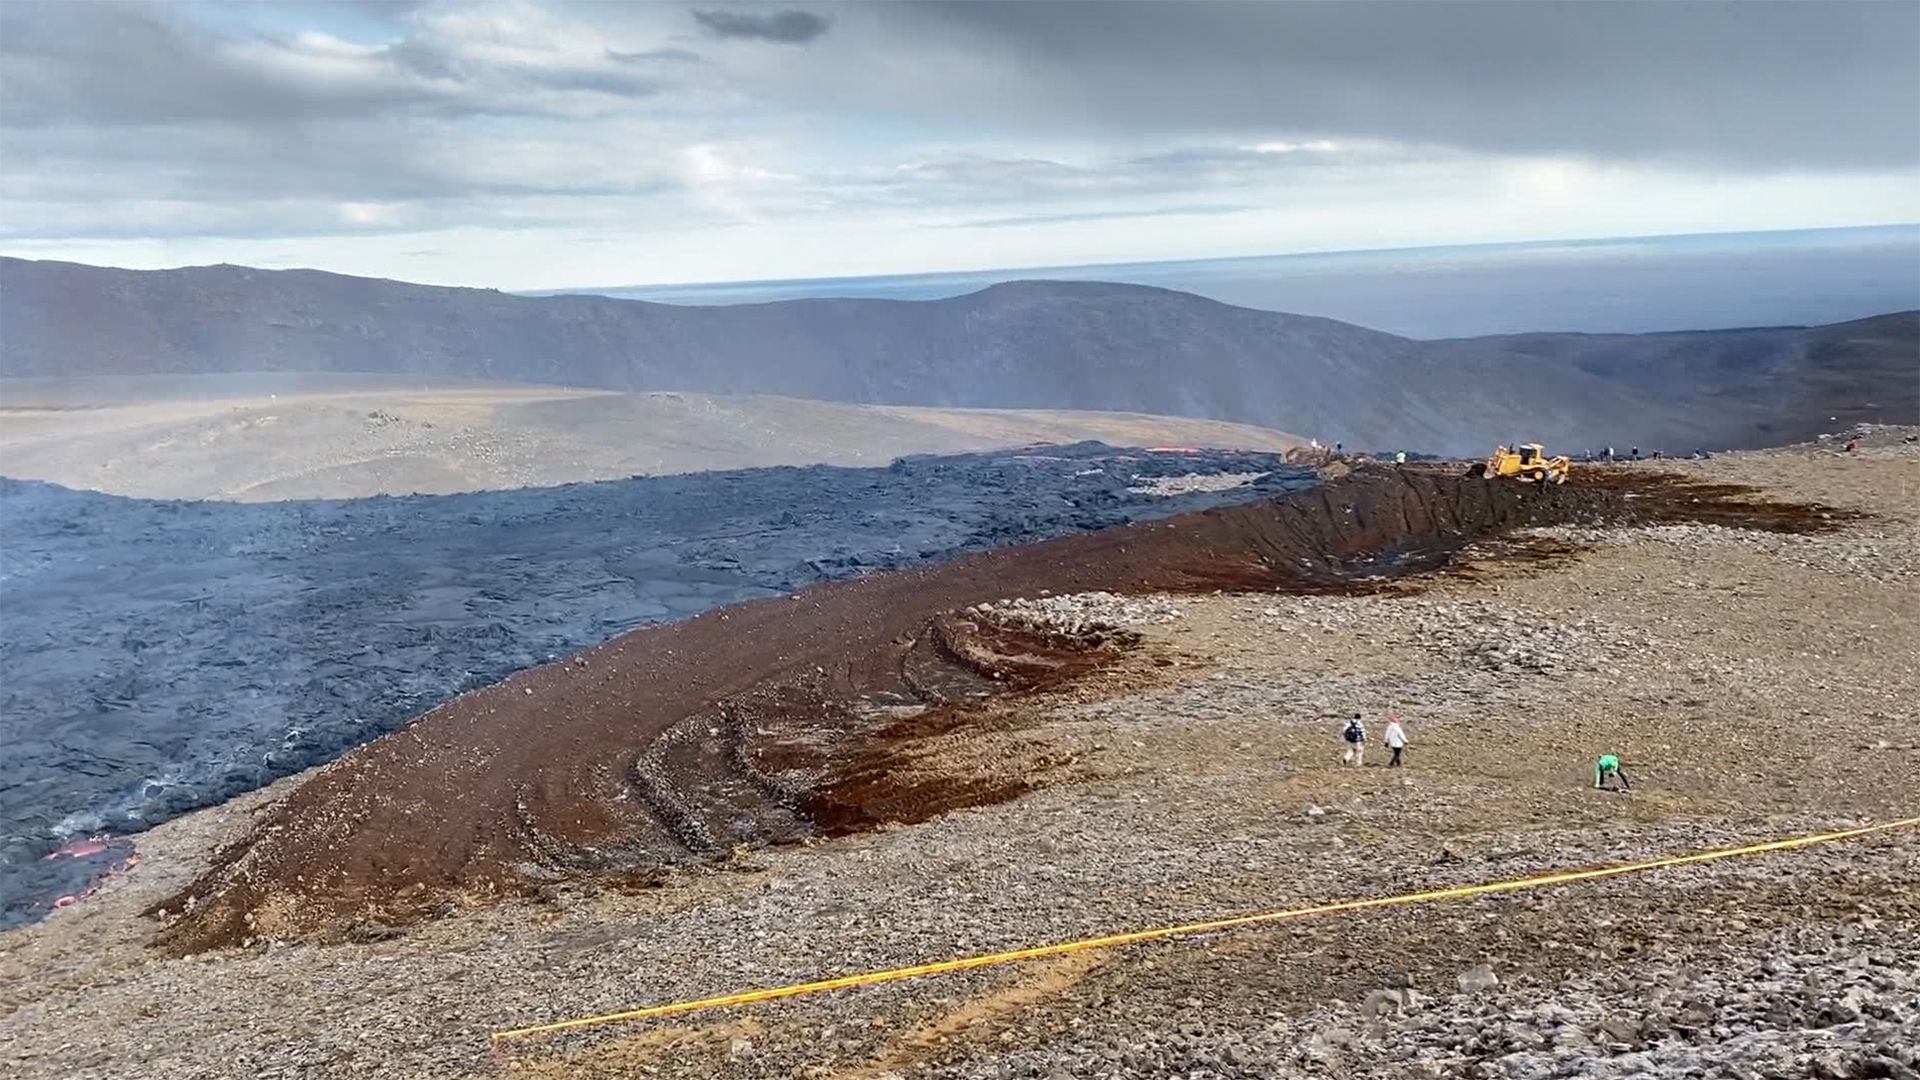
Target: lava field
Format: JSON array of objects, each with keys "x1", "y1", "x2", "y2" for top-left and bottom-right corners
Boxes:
[{"x1": 0, "y1": 444, "x2": 1312, "y2": 925}]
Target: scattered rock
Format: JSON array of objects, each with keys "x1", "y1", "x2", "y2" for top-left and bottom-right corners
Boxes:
[
  {"x1": 1457, "y1": 963, "x2": 1500, "y2": 994},
  {"x1": 1127, "y1": 472, "x2": 1269, "y2": 497},
  {"x1": 981, "y1": 591, "x2": 1188, "y2": 631},
  {"x1": 1362, "y1": 989, "x2": 1406, "y2": 1017}
]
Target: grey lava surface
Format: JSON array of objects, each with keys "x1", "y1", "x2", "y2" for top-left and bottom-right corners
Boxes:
[{"x1": 0, "y1": 443, "x2": 1314, "y2": 925}]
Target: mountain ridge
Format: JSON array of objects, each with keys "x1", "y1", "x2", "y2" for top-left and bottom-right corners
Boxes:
[{"x1": 2, "y1": 256, "x2": 1913, "y2": 454}]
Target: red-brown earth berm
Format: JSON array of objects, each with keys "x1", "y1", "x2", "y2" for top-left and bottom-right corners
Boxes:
[{"x1": 148, "y1": 464, "x2": 1852, "y2": 953}]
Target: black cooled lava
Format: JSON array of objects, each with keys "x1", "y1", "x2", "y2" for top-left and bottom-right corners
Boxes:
[{"x1": 0, "y1": 443, "x2": 1315, "y2": 926}]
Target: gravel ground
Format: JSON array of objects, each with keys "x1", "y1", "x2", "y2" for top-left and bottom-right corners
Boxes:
[
  {"x1": 924, "y1": 898, "x2": 1920, "y2": 1080},
  {"x1": 1, "y1": 432, "x2": 1915, "y2": 1079}
]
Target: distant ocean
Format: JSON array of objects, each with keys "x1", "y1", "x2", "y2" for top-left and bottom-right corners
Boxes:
[{"x1": 544, "y1": 225, "x2": 1920, "y2": 340}]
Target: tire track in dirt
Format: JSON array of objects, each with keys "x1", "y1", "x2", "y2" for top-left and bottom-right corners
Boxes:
[{"x1": 838, "y1": 951, "x2": 1109, "y2": 1080}]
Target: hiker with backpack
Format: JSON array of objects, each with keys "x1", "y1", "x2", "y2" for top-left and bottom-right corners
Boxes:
[{"x1": 1341, "y1": 714, "x2": 1367, "y2": 766}]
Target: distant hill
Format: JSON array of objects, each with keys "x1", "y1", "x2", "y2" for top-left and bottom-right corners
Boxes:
[
  {"x1": 2, "y1": 257, "x2": 1913, "y2": 454},
  {"x1": 1428, "y1": 312, "x2": 1919, "y2": 447}
]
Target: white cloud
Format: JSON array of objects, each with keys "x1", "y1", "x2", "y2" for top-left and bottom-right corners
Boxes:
[
  {"x1": 338, "y1": 202, "x2": 403, "y2": 227},
  {"x1": 1240, "y1": 140, "x2": 1343, "y2": 155}
]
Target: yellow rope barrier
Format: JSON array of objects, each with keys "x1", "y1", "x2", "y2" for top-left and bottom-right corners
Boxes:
[{"x1": 492, "y1": 815, "x2": 1920, "y2": 1046}]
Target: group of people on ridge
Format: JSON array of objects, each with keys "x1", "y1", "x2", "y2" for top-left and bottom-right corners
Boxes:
[{"x1": 1336, "y1": 713, "x2": 1632, "y2": 791}]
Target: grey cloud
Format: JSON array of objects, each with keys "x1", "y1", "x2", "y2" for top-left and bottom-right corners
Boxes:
[
  {"x1": 0, "y1": 187, "x2": 682, "y2": 242},
  {"x1": 6, "y1": 116, "x2": 680, "y2": 204},
  {"x1": 608, "y1": 46, "x2": 706, "y2": 65},
  {"x1": 7, "y1": 0, "x2": 1909, "y2": 253},
  {"x1": 835, "y1": 0, "x2": 1920, "y2": 170},
  {"x1": 0, "y1": 3, "x2": 362, "y2": 128},
  {"x1": 0, "y1": 2, "x2": 677, "y2": 130},
  {"x1": 826, "y1": 156, "x2": 1103, "y2": 214},
  {"x1": 1124, "y1": 144, "x2": 1418, "y2": 178},
  {"x1": 892, "y1": 156, "x2": 1088, "y2": 188},
  {"x1": 0, "y1": 1, "x2": 699, "y2": 241},
  {"x1": 846, "y1": 144, "x2": 1426, "y2": 214},
  {"x1": 520, "y1": 66, "x2": 669, "y2": 99},
  {"x1": 0, "y1": 198, "x2": 409, "y2": 243},
  {"x1": 692, "y1": 8, "x2": 830, "y2": 44},
  {"x1": 382, "y1": 37, "x2": 465, "y2": 83},
  {"x1": 197, "y1": 0, "x2": 433, "y2": 22}
]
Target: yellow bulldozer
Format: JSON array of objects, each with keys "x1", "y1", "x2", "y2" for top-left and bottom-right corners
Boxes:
[{"x1": 1467, "y1": 442, "x2": 1570, "y2": 484}]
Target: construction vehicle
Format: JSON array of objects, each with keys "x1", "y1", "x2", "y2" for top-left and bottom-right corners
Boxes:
[{"x1": 1466, "y1": 443, "x2": 1570, "y2": 484}]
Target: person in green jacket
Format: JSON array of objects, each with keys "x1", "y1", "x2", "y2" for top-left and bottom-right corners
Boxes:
[{"x1": 1594, "y1": 754, "x2": 1631, "y2": 791}]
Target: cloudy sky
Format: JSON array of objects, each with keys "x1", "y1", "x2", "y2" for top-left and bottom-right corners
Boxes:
[{"x1": 3, "y1": 0, "x2": 1916, "y2": 288}]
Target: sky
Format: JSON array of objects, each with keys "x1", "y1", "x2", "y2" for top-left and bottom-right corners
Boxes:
[{"x1": 3, "y1": 0, "x2": 1918, "y2": 290}]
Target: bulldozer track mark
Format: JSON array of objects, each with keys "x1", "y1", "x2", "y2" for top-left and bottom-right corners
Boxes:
[
  {"x1": 720, "y1": 701, "x2": 809, "y2": 814},
  {"x1": 625, "y1": 730, "x2": 720, "y2": 858}
]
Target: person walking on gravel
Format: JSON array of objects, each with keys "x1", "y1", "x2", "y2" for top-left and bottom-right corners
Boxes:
[
  {"x1": 1384, "y1": 714, "x2": 1409, "y2": 767},
  {"x1": 1594, "y1": 753, "x2": 1631, "y2": 791},
  {"x1": 1341, "y1": 714, "x2": 1367, "y2": 766}
]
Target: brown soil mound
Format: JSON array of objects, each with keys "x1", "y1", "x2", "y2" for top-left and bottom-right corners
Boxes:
[{"x1": 147, "y1": 465, "x2": 1851, "y2": 953}]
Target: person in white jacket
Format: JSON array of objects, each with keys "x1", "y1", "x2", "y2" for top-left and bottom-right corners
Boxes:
[{"x1": 1384, "y1": 714, "x2": 1409, "y2": 767}]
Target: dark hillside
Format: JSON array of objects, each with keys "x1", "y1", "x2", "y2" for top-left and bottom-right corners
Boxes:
[{"x1": 3, "y1": 257, "x2": 1912, "y2": 454}]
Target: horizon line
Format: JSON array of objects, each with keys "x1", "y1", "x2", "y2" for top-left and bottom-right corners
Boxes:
[
  {"x1": 4, "y1": 222, "x2": 1916, "y2": 297},
  {"x1": 534, "y1": 222, "x2": 1920, "y2": 297}
]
